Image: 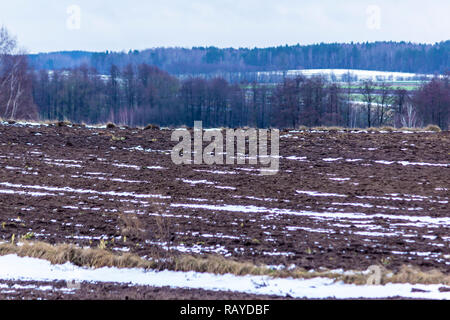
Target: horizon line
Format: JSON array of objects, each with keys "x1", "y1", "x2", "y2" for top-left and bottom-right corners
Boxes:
[{"x1": 27, "y1": 39, "x2": 450, "y2": 55}]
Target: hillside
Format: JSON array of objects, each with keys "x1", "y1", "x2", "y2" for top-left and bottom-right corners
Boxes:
[{"x1": 28, "y1": 41, "x2": 450, "y2": 77}]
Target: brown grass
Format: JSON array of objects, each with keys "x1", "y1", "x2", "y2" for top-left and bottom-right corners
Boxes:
[
  {"x1": 367, "y1": 127, "x2": 382, "y2": 132},
  {"x1": 398, "y1": 126, "x2": 420, "y2": 132},
  {"x1": 296, "y1": 125, "x2": 309, "y2": 131},
  {"x1": 144, "y1": 124, "x2": 160, "y2": 130},
  {"x1": 56, "y1": 120, "x2": 72, "y2": 127},
  {"x1": 390, "y1": 265, "x2": 450, "y2": 284},
  {"x1": 380, "y1": 126, "x2": 395, "y2": 132},
  {"x1": 1, "y1": 241, "x2": 448, "y2": 286},
  {"x1": 174, "y1": 255, "x2": 267, "y2": 276},
  {"x1": 424, "y1": 124, "x2": 442, "y2": 132},
  {"x1": 118, "y1": 212, "x2": 145, "y2": 240},
  {"x1": 311, "y1": 126, "x2": 345, "y2": 131},
  {"x1": 153, "y1": 215, "x2": 171, "y2": 241},
  {"x1": 0, "y1": 241, "x2": 157, "y2": 269}
]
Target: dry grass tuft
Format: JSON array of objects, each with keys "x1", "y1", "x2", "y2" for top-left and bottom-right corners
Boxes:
[
  {"x1": 56, "y1": 120, "x2": 72, "y2": 127},
  {"x1": 310, "y1": 126, "x2": 346, "y2": 132},
  {"x1": 0, "y1": 241, "x2": 157, "y2": 269},
  {"x1": 424, "y1": 124, "x2": 442, "y2": 132},
  {"x1": 174, "y1": 255, "x2": 266, "y2": 276},
  {"x1": 153, "y1": 215, "x2": 171, "y2": 241},
  {"x1": 367, "y1": 127, "x2": 382, "y2": 133},
  {"x1": 380, "y1": 126, "x2": 395, "y2": 132},
  {"x1": 1, "y1": 241, "x2": 449, "y2": 286},
  {"x1": 118, "y1": 213, "x2": 145, "y2": 240},
  {"x1": 325, "y1": 126, "x2": 345, "y2": 131},
  {"x1": 296, "y1": 125, "x2": 309, "y2": 131},
  {"x1": 399, "y1": 127, "x2": 419, "y2": 132},
  {"x1": 390, "y1": 265, "x2": 450, "y2": 285},
  {"x1": 311, "y1": 126, "x2": 328, "y2": 131},
  {"x1": 144, "y1": 124, "x2": 160, "y2": 130}
]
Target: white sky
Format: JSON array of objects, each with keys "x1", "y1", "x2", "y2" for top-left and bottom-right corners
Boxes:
[{"x1": 0, "y1": 0, "x2": 449, "y2": 53}]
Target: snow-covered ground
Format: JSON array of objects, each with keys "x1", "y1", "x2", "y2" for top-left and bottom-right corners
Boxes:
[
  {"x1": 256, "y1": 69, "x2": 438, "y2": 82},
  {"x1": 0, "y1": 255, "x2": 448, "y2": 299}
]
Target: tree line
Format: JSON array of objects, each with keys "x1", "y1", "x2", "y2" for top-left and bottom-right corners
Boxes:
[
  {"x1": 29, "y1": 63, "x2": 449, "y2": 129},
  {"x1": 29, "y1": 41, "x2": 450, "y2": 78},
  {"x1": 1, "y1": 26, "x2": 449, "y2": 129}
]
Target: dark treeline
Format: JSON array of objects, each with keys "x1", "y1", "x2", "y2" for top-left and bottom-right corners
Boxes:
[
  {"x1": 1, "y1": 26, "x2": 448, "y2": 129},
  {"x1": 30, "y1": 63, "x2": 450, "y2": 130},
  {"x1": 28, "y1": 41, "x2": 450, "y2": 78}
]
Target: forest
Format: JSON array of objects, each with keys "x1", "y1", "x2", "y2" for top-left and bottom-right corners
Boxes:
[
  {"x1": 1, "y1": 27, "x2": 449, "y2": 129},
  {"x1": 29, "y1": 64, "x2": 450, "y2": 129},
  {"x1": 28, "y1": 41, "x2": 450, "y2": 77}
]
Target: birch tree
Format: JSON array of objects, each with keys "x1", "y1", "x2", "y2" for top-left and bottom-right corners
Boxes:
[{"x1": 0, "y1": 26, "x2": 37, "y2": 120}]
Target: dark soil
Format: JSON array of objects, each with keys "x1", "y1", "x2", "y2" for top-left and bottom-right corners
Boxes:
[
  {"x1": 0, "y1": 123, "x2": 448, "y2": 299},
  {"x1": 0, "y1": 279, "x2": 289, "y2": 300}
]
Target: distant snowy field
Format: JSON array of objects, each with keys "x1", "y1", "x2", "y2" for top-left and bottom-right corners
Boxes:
[{"x1": 256, "y1": 69, "x2": 439, "y2": 82}]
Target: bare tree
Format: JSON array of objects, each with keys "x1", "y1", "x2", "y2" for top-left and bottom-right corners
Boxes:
[
  {"x1": 0, "y1": 26, "x2": 37, "y2": 120},
  {"x1": 401, "y1": 103, "x2": 419, "y2": 128},
  {"x1": 0, "y1": 26, "x2": 16, "y2": 55},
  {"x1": 362, "y1": 80, "x2": 375, "y2": 127},
  {"x1": 344, "y1": 72, "x2": 353, "y2": 127},
  {"x1": 376, "y1": 82, "x2": 393, "y2": 126},
  {"x1": 393, "y1": 88, "x2": 408, "y2": 128},
  {"x1": 413, "y1": 76, "x2": 449, "y2": 130}
]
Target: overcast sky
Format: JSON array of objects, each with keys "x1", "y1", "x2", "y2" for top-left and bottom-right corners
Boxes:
[{"x1": 0, "y1": 0, "x2": 449, "y2": 53}]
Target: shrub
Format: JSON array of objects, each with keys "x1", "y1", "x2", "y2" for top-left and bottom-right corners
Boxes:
[
  {"x1": 296, "y1": 125, "x2": 309, "y2": 131},
  {"x1": 424, "y1": 124, "x2": 441, "y2": 132},
  {"x1": 380, "y1": 126, "x2": 395, "y2": 132},
  {"x1": 57, "y1": 121, "x2": 72, "y2": 127},
  {"x1": 144, "y1": 124, "x2": 160, "y2": 130}
]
